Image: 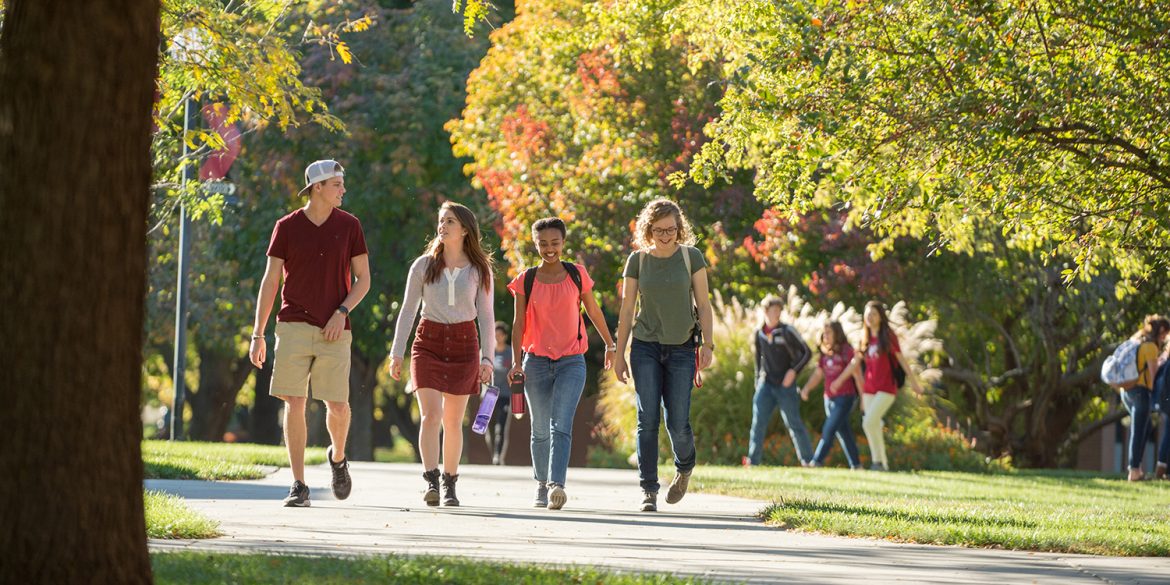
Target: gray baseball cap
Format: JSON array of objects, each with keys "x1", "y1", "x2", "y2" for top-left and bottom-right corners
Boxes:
[{"x1": 298, "y1": 159, "x2": 345, "y2": 196}]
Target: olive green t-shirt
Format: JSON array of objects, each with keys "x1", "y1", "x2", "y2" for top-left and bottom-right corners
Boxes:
[{"x1": 623, "y1": 246, "x2": 707, "y2": 345}]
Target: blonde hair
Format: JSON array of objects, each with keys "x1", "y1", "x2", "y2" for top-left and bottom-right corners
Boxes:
[{"x1": 632, "y1": 198, "x2": 696, "y2": 252}]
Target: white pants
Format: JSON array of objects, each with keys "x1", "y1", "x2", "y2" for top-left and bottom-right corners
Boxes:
[{"x1": 861, "y1": 392, "x2": 897, "y2": 467}]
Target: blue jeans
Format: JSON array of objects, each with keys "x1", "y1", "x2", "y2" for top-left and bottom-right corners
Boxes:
[
  {"x1": 1121, "y1": 386, "x2": 1152, "y2": 470},
  {"x1": 523, "y1": 353, "x2": 587, "y2": 486},
  {"x1": 811, "y1": 394, "x2": 861, "y2": 467},
  {"x1": 748, "y1": 379, "x2": 814, "y2": 465},
  {"x1": 630, "y1": 338, "x2": 696, "y2": 493}
]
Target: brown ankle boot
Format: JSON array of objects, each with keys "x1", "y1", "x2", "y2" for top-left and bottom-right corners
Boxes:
[
  {"x1": 422, "y1": 469, "x2": 441, "y2": 506},
  {"x1": 441, "y1": 472, "x2": 460, "y2": 506}
]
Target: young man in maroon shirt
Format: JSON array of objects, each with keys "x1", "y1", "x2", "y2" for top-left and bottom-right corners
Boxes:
[{"x1": 248, "y1": 160, "x2": 371, "y2": 507}]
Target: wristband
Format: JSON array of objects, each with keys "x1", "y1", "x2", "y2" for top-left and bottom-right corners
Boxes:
[
  {"x1": 251, "y1": 334, "x2": 264, "y2": 340},
  {"x1": 605, "y1": 344, "x2": 617, "y2": 352},
  {"x1": 336, "y1": 305, "x2": 350, "y2": 316}
]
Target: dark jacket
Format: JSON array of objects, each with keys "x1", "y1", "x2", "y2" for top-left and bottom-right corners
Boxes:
[{"x1": 754, "y1": 324, "x2": 811, "y2": 386}]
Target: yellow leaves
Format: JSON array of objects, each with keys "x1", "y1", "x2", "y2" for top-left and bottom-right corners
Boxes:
[{"x1": 336, "y1": 41, "x2": 353, "y2": 64}]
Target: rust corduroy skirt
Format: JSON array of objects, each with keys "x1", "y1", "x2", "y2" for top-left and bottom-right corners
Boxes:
[{"x1": 410, "y1": 319, "x2": 480, "y2": 395}]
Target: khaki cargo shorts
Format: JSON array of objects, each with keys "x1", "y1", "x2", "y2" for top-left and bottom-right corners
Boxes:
[{"x1": 271, "y1": 321, "x2": 352, "y2": 403}]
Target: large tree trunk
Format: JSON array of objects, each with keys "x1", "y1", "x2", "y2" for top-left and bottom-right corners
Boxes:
[
  {"x1": 0, "y1": 1, "x2": 159, "y2": 583},
  {"x1": 188, "y1": 345, "x2": 251, "y2": 442},
  {"x1": 348, "y1": 350, "x2": 381, "y2": 461}
]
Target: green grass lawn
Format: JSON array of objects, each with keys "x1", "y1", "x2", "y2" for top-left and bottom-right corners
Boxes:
[
  {"x1": 143, "y1": 440, "x2": 325, "y2": 480},
  {"x1": 145, "y1": 491, "x2": 220, "y2": 539},
  {"x1": 691, "y1": 466, "x2": 1170, "y2": 556},
  {"x1": 151, "y1": 552, "x2": 708, "y2": 584}
]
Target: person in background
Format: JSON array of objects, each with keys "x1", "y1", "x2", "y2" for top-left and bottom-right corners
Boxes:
[
  {"x1": 831, "y1": 301, "x2": 923, "y2": 471},
  {"x1": 747, "y1": 294, "x2": 813, "y2": 466},
  {"x1": 801, "y1": 321, "x2": 863, "y2": 469},
  {"x1": 1117, "y1": 315, "x2": 1170, "y2": 481},
  {"x1": 487, "y1": 322, "x2": 513, "y2": 465}
]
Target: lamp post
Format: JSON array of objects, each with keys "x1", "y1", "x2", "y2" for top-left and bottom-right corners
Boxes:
[{"x1": 169, "y1": 28, "x2": 204, "y2": 441}]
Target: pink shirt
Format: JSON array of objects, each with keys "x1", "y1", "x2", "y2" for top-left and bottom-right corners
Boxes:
[
  {"x1": 819, "y1": 346, "x2": 857, "y2": 398},
  {"x1": 506, "y1": 264, "x2": 594, "y2": 360},
  {"x1": 863, "y1": 332, "x2": 902, "y2": 395}
]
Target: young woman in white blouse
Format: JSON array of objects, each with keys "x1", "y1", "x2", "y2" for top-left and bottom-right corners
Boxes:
[{"x1": 389, "y1": 202, "x2": 495, "y2": 506}]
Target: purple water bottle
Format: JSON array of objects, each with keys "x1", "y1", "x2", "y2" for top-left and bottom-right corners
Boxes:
[{"x1": 471, "y1": 385, "x2": 499, "y2": 435}]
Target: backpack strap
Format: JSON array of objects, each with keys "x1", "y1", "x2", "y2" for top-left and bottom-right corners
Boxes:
[
  {"x1": 522, "y1": 267, "x2": 537, "y2": 299},
  {"x1": 562, "y1": 261, "x2": 583, "y2": 292},
  {"x1": 563, "y1": 261, "x2": 583, "y2": 341}
]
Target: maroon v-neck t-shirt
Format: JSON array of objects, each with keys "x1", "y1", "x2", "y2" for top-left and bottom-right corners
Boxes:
[{"x1": 266, "y1": 208, "x2": 368, "y2": 329}]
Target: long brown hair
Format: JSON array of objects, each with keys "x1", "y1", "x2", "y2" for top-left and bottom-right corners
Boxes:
[
  {"x1": 861, "y1": 300, "x2": 894, "y2": 354},
  {"x1": 422, "y1": 201, "x2": 494, "y2": 292},
  {"x1": 1132, "y1": 314, "x2": 1170, "y2": 344},
  {"x1": 820, "y1": 321, "x2": 849, "y2": 356},
  {"x1": 632, "y1": 198, "x2": 696, "y2": 252}
]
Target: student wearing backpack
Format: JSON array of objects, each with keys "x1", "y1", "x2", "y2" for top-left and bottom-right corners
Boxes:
[
  {"x1": 831, "y1": 301, "x2": 923, "y2": 471},
  {"x1": 1115, "y1": 315, "x2": 1169, "y2": 481},
  {"x1": 507, "y1": 218, "x2": 617, "y2": 510},
  {"x1": 614, "y1": 199, "x2": 714, "y2": 512},
  {"x1": 746, "y1": 294, "x2": 814, "y2": 466}
]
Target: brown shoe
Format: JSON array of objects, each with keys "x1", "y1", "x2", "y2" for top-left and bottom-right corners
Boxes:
[
  {"x1": 1156, "y1": 463, "x2": 1168, "y2": 480},
  {"x1": 665, "y1": 470, "x2": 691, "y2": 504}
]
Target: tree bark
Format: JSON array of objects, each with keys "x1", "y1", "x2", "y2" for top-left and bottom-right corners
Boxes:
[
  {"x1": 0, "y1": 1, "x2": 159, "y2": 583},
  {"x1": 348, "y1": 350, "x2": 379, "y2": 461},
  {"x1": 188, "y1": 346, "x2": 251, "y2": 442}
]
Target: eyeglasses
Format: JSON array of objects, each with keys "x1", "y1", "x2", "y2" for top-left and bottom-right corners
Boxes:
[{"x1": 651, "y1": 226, "x2": 678, "y2": 237}]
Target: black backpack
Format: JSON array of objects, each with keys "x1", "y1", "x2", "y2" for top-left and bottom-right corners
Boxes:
[{"x1": 522, "y1": 262, "x2": 584, "y2": 342}]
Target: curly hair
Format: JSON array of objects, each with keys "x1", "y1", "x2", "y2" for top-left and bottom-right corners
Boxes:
[
  {"x1": 631, "y1": 198, "x2": 696, "y2": 252},
  {"x1": 1133, "y1": 314, "x2": 1170, "y2": 344}
]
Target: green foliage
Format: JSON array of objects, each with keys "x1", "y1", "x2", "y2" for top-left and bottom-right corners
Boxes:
[
  {"x1": 145, "y1": 491, "x2": 221, "y2": 539},
  {"x1": 143, "y1": 440, "x2": 326, "y2": 480},
  {"x1": 152, "y1": 0, "x2": 371, "y2": 225},
  {"x1": 152, "y1": 552, "x2": 714, "y2": 584},
  {"x1": 664, "y1": 0, "x2": 1170, "y2": 278},
  {"x1": 694, "y1": 466, "x2": 1167, "y2": 556},
  {"x1": 450, "y1": 0, "x2": 763, "y2": 300}
]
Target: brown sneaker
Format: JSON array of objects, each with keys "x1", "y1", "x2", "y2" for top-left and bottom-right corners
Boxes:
[
  {"x1": 665, "y1": 470, "x2": 691, "y2": 504},
  {"x1": 1156, "y1": 463, "x2": 1167, "y2": 480}
]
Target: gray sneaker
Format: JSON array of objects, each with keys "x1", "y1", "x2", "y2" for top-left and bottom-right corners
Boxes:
[
  {"x1": 640, "y1": 490, "x2": 658, "y2": 512},
  {"x1": 665, "y1": 470, "x2": 691, "y2": 504},
  {"x1": 870, "y1": 462, "x2": 888, "y2": 472},
  {"x1": 533, "y1": 482, "x2": 549, "y2": 508},
  {"x1": 548, "y1": 484, "x2": 567, "y2": 510}
]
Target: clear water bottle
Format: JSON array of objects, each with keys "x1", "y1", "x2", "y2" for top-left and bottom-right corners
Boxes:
[
  {"x1": 471, "y1": 385, "x2": 499, "y2": 435},
  {"x1": 510, "y1": 371, "x2": 526, "y2": 419}
]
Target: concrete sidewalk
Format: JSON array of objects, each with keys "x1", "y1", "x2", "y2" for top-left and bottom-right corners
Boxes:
[{"x1": 147, "y1": 462, "x2": 1168, "y2": 584}]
